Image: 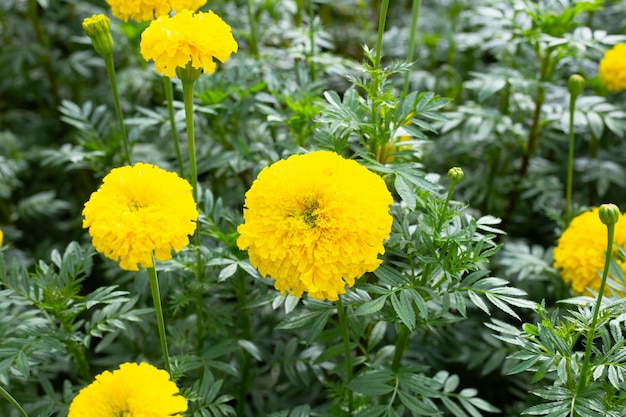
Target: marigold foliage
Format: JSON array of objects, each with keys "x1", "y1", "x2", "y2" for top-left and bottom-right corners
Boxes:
[
  {"x1": 68, "y1": 362, "x2": 188, "y2": 417},
  {"x1": 105, "y1": 0, "x2": 207, "y2": 22},
  {"x1": 599, "y1": 44, "x2": 626, "y2": 92},
  {"x1": 237, "y1": 151, "x2": 394, "y2": 301},
  {"x1": 553, "y1": 207, "x2": 626, "y2": 294},
  {"x1": 140, "y1": 9, "x2": 238, "y2": 78},
  {"x1": 82, "y1": 163, "x2": 198, "y2": 271}
]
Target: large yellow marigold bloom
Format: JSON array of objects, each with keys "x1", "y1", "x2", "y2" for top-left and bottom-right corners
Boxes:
[
  {"x1": 140, "y1": 9, "x2": 238, "y2": 78},
  {"x1": 105, "y1": 0, "x2": 207, "y2": 23},
  {"x1": 599, "y1": 44, "x2": 626, "y2": 92},
  {"x1": 237, "y1": 151, "x2": 394, "y2": 301},
  {"x1": 553, "y1": 207, "x2": 626, "y2": 294},
  {"x1": 68, "y1": 362, "x2": 187, "y2": 417},
  {"x1": 83, "y1": 163, "x2": 198, "y2": 271}
]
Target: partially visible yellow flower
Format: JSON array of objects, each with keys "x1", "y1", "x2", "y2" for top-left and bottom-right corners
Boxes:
[
  {"x1": 82, "y1": 163, "x2": 198, "y2": 271},
  {"x1": 599, "y1": 44, "x2": 626, "y2": 92},
  {"x1": 140, "y1": 9, "x2": 238, "y2": 78},
  {"x1": 105, "y1": 0, "x2": 207, "y2": 22},
  {"x1": 553, "y1": 207, "x2": 626, "y2": 294},
  {"x1": 0, "y1": 228, "x2": 3, "y2": 246},
  {"x1": 237, "y1": 151, "x2": 394, "y2": 301},
  {"x1": 68, "y1": 362, "x2": 187, "y2": 417}
]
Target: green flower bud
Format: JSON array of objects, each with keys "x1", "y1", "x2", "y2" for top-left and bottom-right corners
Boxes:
[
  {"x1": 567, "y1": 74, "x2": 585, "y2": 98},
  {"x1": 599, "y1": 203, "x2": 620, "y2": 226},
  {"x1": 83, "y1": 14, "x2": 114, "y2": 57},
  {"x1": 447, "y1": 167, "x2": 464, "y2": 182},
  {"x1": 175, "y1": 61, "x2": 202, "y2": 83}
]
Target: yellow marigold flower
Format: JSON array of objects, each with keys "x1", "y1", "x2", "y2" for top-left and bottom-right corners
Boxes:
[
  {"x1": 599, "y1": 44, "x2": 626, "y2": 92},
  {"x1": 105, "y1": 0, "x2": 207, "y2": 23},
  {"x1": 68, "y1": 362, "x2": 187, "y2": 417},
  {"x1": 140, "y1": 9, "x2": 238, "y2": 78},
  {"x1": 0, "y1": 228, "x2": 3, "y2": 246},
  {"x1": 553, "y1": 207, "x2": 626, "y2": 294},
  {"x1": 237, "y1": 151, "x2": 394, "y2": 301},
  {"x1": 82, "y1": 163, "x2": 198, "y2": 271}
]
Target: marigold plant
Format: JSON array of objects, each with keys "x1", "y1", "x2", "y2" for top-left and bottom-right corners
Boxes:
[
  {"x1": 82, "y1": 162, "x2": 198, "y2": 271},
  {"x1": 237, "y1": 150, "x2": 394, "y2": 301},
  {"x1": 68, "y1": 362, "x2": 187, "y2": 417},
  {"x1": 140, "y1": 9, "x2": 238, "y2": 78},
  {"x1": 599, "y1": 43, "x2": 626, "y2": 92},
  {"x1": 105, "y1": 0, "x2": 207, "y2": 23},
  {"x1": 553, "y1": 207, "x2": 626, "y2": 294}
]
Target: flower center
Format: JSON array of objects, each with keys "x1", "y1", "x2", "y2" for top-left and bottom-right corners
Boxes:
[{"x1": 290, "y1": 197, "x2": 320, "y2": 228}]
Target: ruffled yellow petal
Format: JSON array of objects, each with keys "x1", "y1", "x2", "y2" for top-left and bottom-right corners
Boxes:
[
  {"x1": 105, "y1": 0, "x2": 207, "y2": 22},
  {"x1": 82, "y1": 163, "x2": 198, "y2": 271},
  {"x1": 68, "y1": 362, "x2": 187, "y2": 417},
  {"x1": 599, "y1": 44, "x2": 626, "y2": 92},
  {"x1": 553, "y1": 207, "x2": 626, "y2": 294},
  {"x1": 237, "y1": 151, "x2": 394, "y2": 301},
  {"x1": 140, "y1": 10, "x2": 238, "y2": 78}
]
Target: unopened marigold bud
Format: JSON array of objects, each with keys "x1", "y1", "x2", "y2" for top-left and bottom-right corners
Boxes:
[
  {"x1": 568, "y1": 74, "x2": 585, "y2": 98},
  {"x1": 83, "y1": 14, "x2": 114, "y2": 57},
  {"x1": 447, "y1": 167, "x2": 464, "y2": 182},
  {"x1": 599, "y1": 203, "x2": 620, "y2": 226}
]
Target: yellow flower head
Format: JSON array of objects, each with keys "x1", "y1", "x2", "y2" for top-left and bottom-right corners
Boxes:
[
  {"x1": 0, "y1": 228, "x2": 3, "y2": 246},
  {"x1": 237, "y1": 151, "x2": 394, "y2": 301},
  {"x1": 105, "y1": 0, "x2": 207, "y2": 22},
  {"x1": 68, "y1": 362, "x2": 187, "y2": 417},
  {"x1": 140, "y1": 9, "x2": 238, "y2": 78},
  {"x1": 553, "y1": 207, "x2": 626, "y2": 294},
  {"x1": 599, "y1": 44, "x2": 626, "y2": 92},
  {"x1": 82, "y1": 163, "x2": 198, "y2": 271}
]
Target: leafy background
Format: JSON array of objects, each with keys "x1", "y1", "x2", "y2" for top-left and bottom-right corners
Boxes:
[{"x1": 2, "y1": 0, "x2": 626, "y2": 416}]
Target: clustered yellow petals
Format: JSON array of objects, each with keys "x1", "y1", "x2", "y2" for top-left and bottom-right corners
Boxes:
[
  {"x1": 82, "y1": 163, "x2": 198, "y2": 271},
  {"x1": 140, "y1": 9, "x2": 238, "y2": 78},
  {"x1": 105, "y1": 0, "x2": 207, "y2": 22},
  {"x1": 68, "y1": 362, "x2": 187, "y2": 417},
  {"x1": 599, "y1": 44, "x2": 626, "y2": 92},
  {"x1": 237, "y1": 151, "x2": 394, "y2": 301},
  {"x1": 553, "y1": 207, "x2": 626, "y2": 294},
  {"x1": 0, "y1": 228, "x2": 3, "y2": 246}
]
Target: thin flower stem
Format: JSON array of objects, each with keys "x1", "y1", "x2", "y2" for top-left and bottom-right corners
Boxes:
[
  {"x1": 565, "y1": 92, "x2": 578, "y2": 222},
  {"x1": 403, "y1": 0, "x2": 422, "y2": 95},
  {"x1": 336, "y1": 296, "x2": 354, "y2": 414},
  {"x1": 245, "y1": 0, "x2": 259, "y2": 57},
  {"x1": 103, "y1": 53, "x2": 132, "y2": 165},
  {"x1": 147, "y1": 263, "x2": 171, "y2": 375},
  {"x1": 374, "y1": 0, "x2": 390, "y2": 71},
  {"x1": 391, "y1": 325, "x2": 410, "y2": 372},
  {"x1": 577, "y1": 222, "x2": 615, "y2": 392},
  {"x1": 181, "y1": 77, "x2": 205, "y2": 347},
  {"x1": 0, "y1": 385, "x2": 28, "y2": 417},
  {"x1": 163, "y1": 77, "x2": 184, "y2": 178},
  {"x1": 308, "y1": 0, "x2": 317, "y2": 81}
]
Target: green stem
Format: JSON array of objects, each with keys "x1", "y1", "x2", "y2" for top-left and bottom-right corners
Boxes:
[
  {"x1": 147, "y1": 263, "x2": 171, "y2": 374},
  {"x1": 181, "y1": 76, "x2": 204, "y2": 348},
  {"x1": 0, "y1": 385, "x2": 28, "y2": 417},
  {"x1": 245, "y1": 0, "x2": 259, "y2": 57},
  {"x1": 336, "y1": 296, "x2": 354, "y2": 415},
  {"x1": 373, "y1": 0, "x2": 389, "y2": 71},
  {"x1": 577, "y1": 222, "x2": 615, "y2": 392},
  {"x1": 103, "y1": 53, "x2": 132, "y2": 165},
  {"x1": 565, "y1": 91, "x2": 577, "y2": 222},
  {"x1": 402, "y1": 0, "x2": 422, "y2": 95},
  {"x1": 308, "y1": 0, "x2": 317, "y2": 81},
  {"x1": 163, "y1": 77, "x2": 184, "y2": 178},
  {"x1": 391, "y1": 325, "x2": 411, "y2": 372},
  {"x1": 370, "y1": 0, "x2": 390, "y2": 154}
]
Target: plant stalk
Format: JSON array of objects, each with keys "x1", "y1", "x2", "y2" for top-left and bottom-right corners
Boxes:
[
  {"x1": 163, "y1": 77, "x2": 184, "y2": 178},
  {"x1": 565, "y1": 91, "x2": 577, "y2": 222},
  {"x1": 103, "y1": 53, "x2": 132, "y2": 165},
  {"x1": 0, "y1": 385, "x2": 28, "y2": 417},
  {"x1": 577, "y1": 222, "x2": 615, "y2": 392},
  {"x1": 336, "y1": 296, "x2": 354, "y2": 414},
  {"x1": 147, "y1": 263, "x2": 171, "y2": 374},
  {"x1": 245, "y1": 0, "x2": 259, "y2": 57},
  {"x1": 403, "y1": 0, "x2": 422, "y2": 95}
]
